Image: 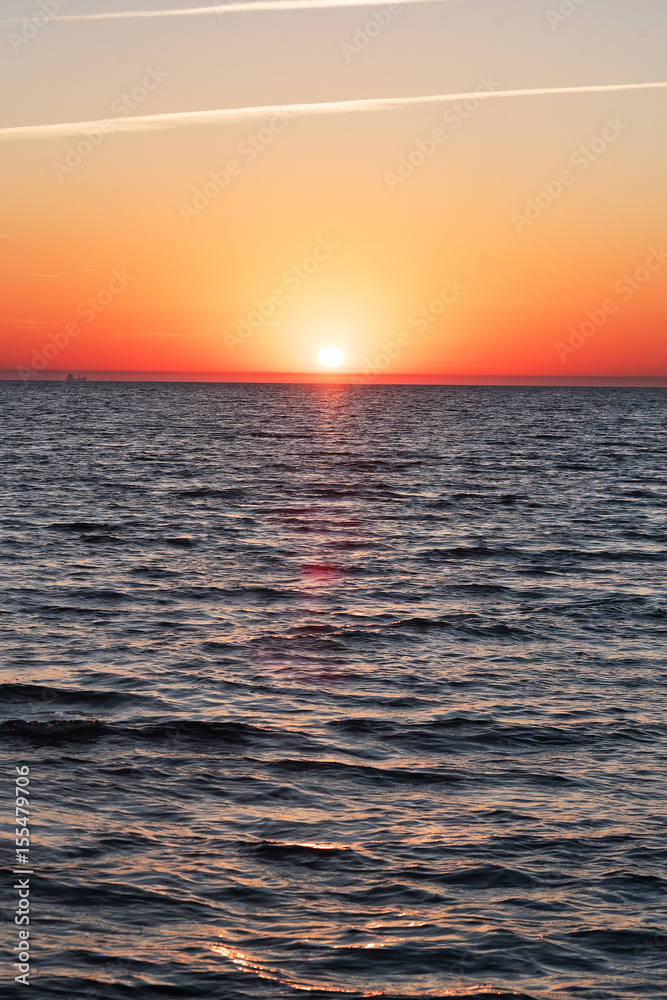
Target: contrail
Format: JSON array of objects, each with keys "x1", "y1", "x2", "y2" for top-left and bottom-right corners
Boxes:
[
  {"x1": 1, "y1": 0, "x2": 462, "y2": 23},
  {"x1": 2, "y1": 81, "x2": 666, "y2": 141}
]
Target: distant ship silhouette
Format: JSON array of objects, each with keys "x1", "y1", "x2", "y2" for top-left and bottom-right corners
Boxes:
[{"x1": 65, "y1": 373, "x2": 88, "y2": 381}]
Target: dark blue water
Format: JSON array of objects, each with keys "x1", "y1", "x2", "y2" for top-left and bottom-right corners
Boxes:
[{"x1": 1, "y1": 383, "x2": 666, "y2": 1000}]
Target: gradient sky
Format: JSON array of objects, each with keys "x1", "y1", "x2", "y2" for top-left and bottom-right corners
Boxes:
[{"x1": 1, "y1": 0, "x2": 666, "y2": 378}]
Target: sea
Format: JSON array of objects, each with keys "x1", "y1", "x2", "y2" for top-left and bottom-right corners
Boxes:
[{"x1": 1, "y1": 382, "x2": 666, "y2": 1000}]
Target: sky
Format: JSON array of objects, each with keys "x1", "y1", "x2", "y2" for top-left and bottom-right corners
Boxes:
[{"x1": 1, "y1": 0, "x2": 666, "y2": 380}]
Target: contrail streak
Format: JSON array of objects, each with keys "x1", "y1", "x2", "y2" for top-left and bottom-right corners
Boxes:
[
  {"x1": 1, "y1": 0, "x2": 462, "y2": 24},
  {"x1": 1, "y1": 81, "x2": 666, "y2": 142}
]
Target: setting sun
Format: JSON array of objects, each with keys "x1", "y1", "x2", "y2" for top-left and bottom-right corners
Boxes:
[{"x1": 317, "y1": 346, "x2": 345, "y2": 368}]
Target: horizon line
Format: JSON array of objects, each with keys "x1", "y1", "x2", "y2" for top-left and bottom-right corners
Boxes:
[{"x1": 3, "y1": 371, "x2": 666, "y2": 387}]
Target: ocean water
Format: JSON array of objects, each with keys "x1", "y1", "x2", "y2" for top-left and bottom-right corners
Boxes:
[{"x1": 1, "y1": 382, "x2": 666, "y2": 1000}]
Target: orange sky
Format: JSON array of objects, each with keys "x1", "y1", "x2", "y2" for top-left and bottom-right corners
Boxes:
[{"x1": 1, "y1": 0, "x2": 666, "y2": 380}]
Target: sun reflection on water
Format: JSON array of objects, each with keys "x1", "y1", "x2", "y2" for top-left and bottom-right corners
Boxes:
[{"x1": 210, "y1": 941, "x2": 383, "y2": 994}]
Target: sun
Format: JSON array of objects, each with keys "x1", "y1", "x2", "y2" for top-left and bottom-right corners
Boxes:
[{"x1": 317, "y1": 346, "x2": 345, "y2": 368}]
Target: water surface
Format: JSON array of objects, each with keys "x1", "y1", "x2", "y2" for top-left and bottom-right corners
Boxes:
[{"x1": 1, "y1": 383, "x2": 666, "y2": 999}]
